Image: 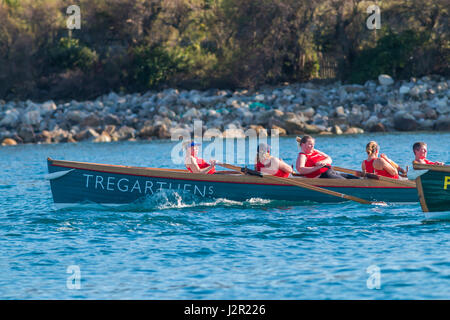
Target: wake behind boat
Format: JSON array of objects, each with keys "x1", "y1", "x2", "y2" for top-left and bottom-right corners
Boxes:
[{"x1": 46, "y1": 158, "x2": 418, "y2": 209}]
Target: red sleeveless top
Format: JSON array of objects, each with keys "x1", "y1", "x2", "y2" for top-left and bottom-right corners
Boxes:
[
  {"x1": 422, "y1": 159, "x2": 437, "y2": 165},
  {"x1": 187, "y1": 156, "x2": 215, "y2": 174},
  {"x1": 256, "y1": 160, "x2": 290, "y2": 178},
  {"x1": 364, "y1": 159, "x2": 399, "y2": 179},
  {"x1": 299, "y1": 151, "x2": 329, "y2": 178}
]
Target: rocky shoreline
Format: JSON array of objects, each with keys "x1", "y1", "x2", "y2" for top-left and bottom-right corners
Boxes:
[{"x1": 1, "y1": 74, "x2": 449, "y2": 146}]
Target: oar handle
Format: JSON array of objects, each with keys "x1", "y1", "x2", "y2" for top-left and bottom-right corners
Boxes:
[
  {"x1": 242, "y1": 166, "x2": 263, "y2": 177},
  {"x1": 218, "y1": 163, "x2": 263, "y2": 177}
]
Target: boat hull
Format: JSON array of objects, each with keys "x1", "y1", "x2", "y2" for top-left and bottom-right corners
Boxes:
[
  {"x1": 47, "y1": 158, "x2": 419, "y2": 208},
  {"x1": 414, "y1": 163, "x2": 450, "y2": 213}
]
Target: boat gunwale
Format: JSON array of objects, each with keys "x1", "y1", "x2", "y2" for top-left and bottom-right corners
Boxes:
[
  {"x1": 413, "y1": 163, "x2": 450, "y2": 173},
  {"x1": 47, "y1": 158, "x2": 416, "y2": 189}
]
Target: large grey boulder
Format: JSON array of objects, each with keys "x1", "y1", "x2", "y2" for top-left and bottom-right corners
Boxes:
[
  {"x1": 0, "y1": 109, "x2": 20, "y2": 128},
  {"x1": 74, "y1": 128, "x2": 99, "y2": 141},
  {"x1": 378, "y1": 74, "x2": 394, "y2": 86},
  {"x1": 283, "y1": 118, "x2": 305, "y2": 135},
  {"x1": 115, "y1": 126, "x2": 136, "y2": 141},
  {"x1": 18, "y1": 125, "x2": 36, "y2": 143},
  {"x1": 104, "y1": 114, "x2": 121, "y2": 126},
  {"x1": 22, "y1": 106, "x2": 42, "y2": 126},
  {"x1": 40, "y1": 101, "x2": 57, "y2": 116},
  {"x1": 66, "y1": 110, "x2": 87, "y2": 124},
  {"x1": 82, "y1": 113, "x2": 102, "y2": 128},
  {"x1": 394, "y1": 111, "x2": 418, "y2": 131},
  {"x1": 434, "y1": 116, "x2": 450, "y2": 131}
]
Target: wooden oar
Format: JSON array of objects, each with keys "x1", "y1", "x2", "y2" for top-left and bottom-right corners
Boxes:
[
  {"x1": 332, "y1": 166, "x2": 416, "y2": 187},
  {"x1": 218, "y1": 163, "x2": 382, "y2": 205},
  {"x1": 380, "y1": 154, "x2": 408, "y2": 177}
]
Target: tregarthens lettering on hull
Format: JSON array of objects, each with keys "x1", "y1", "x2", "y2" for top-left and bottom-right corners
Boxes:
[
  {"x1": 82, "y1": 174, "x2": 215, "y2": 197},
  {"x1": 46, "y1": 158, "x2": 421, "y2": 210}
]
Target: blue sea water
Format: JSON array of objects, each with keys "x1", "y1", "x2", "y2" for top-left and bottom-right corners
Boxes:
[{"x1": 0, "y1": 132, "x2": 449, "y2": 299}]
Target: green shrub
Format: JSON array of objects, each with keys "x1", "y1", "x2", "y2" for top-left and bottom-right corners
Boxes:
[
  {"x1": 347, "y1": 29, "x2": 428, "y2": 83},
  {"x1": 128, "y1": 45, "x2": 182, "y2": 90},
  {"x1": 49, "y1": 37, "x2": 98, "y2": 72}
]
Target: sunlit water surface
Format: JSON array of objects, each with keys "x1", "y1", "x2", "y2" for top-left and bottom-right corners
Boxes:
[{"x1": 0, "y1": 132, "x2": 449, "y2": 299}]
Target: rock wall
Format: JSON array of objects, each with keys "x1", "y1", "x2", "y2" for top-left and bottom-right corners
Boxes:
[{"x1": 1, "y1": 74, "x2": 449, "y2": 146}]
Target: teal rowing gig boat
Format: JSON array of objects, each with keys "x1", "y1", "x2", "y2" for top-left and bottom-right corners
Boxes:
[
  {"x1": 46, "y1": 158, "x2": 418, "y2": 209},
  {"x1": 414, "y1": 163, "x2": 450, "y2": 219}
]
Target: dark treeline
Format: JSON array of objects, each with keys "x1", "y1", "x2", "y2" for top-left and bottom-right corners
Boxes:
[{"x1": 0, "y1": 0, "x2": 448, "y2": 102}]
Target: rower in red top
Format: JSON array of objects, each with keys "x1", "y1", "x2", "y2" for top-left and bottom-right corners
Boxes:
[
  {"x1": 185, "y1": 141, "x2": 216, "y2": 174},
  {"x1": 362, "y1": 141, "x2": 400, "y2": 179},
  {"x1": 295, "y1": 135, "x2": 355, "y2": 179},
  {"x1": 412, "y1": 142, "x2": 445, "y2": 166},
  {"x1": 255, "y1": 143, "x2": 293, "y2": 178}
]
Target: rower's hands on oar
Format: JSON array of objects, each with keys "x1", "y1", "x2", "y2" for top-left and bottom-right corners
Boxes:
[
  {"x1": 398, "y1": 166, "x2": 408, "y2": 177},
  {"x1": 316, "y1": 161, "x2": 328, "y2": 168}
]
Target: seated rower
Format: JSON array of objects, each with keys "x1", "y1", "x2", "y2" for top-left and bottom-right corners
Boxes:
[
  {"x1": 412, "y1": 142, "x2": 445, "y2": 166},
  {"x1": 255, "y1": 143, "x2": 293, "y2": 178},
  {"x1": 295, "y1": 135, "x2": 355, "y2": 179},
  {"x1": 185, "y1": 142, "x2": 216, "y2": 174},
  {"x1": 362, "y1": 141, "x2": 402, "y2": 179}
]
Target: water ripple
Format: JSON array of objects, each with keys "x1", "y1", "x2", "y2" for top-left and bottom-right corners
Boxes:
[{"x1": 0, "y1": 134, "x2": 449, "y2": 299}]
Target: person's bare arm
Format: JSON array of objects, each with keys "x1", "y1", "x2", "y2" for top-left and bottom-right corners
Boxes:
[
  {"x1": 381, "y1": 153, "x2": 407, "y2": 175},
  {"x1": 380, "y1": 153, "x2": 399, "y2": 169},
  {"x1": 259, "y1": 158, "x2": 291, "y2": 175},
  {"x1": 374, "y1": 158, "x2": 398, "y2": 176},
  {"x1": 295, "y1": 154, "x2": 305, "y2": 173},
  {"x1": 278, "y1": 158, "x2": 294, "y2": 174},
  {"x1": 414, "y1": 159, "x2": 444, "y2": 166},
  {"x1": 361, "y1": 161, "x2": 366, "y2": 173},
  {"x1": 186, "y1": 157, "x2": 216, "y2": 174},
  {"x1": 382, "y1": 159, "x2": 399, "y2": 176},
  {"x1": 259, "y1": 158, "x2": 276, "y2": 175},
  {"x1": 315, "y1": 150, "x2": 332, "y2": 166}
]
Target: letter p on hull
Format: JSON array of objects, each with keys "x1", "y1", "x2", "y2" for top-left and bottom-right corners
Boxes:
[{"x1": 444, "y1": 176, "x2": 450, "y2": 190}]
